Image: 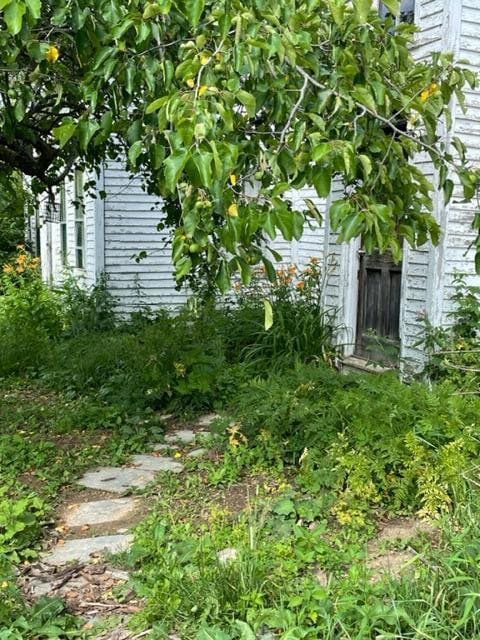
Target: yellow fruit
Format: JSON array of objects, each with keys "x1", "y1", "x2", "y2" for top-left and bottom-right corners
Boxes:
[
  {"x1": 46, "y1": 45, "x2": 59, "y2": 63},
  {"x1": 199, "y1": 52, "x2": 211, "y2": 65},
  {"x1": 228, "y1": 203, "x2": 239, "y2": 217},
  {"x1": 198, "y1": 85, "x2": 208, "y2": 96},
  {"x1": 186, "y1": 78, "x2": 195, "y2": 88},
  {"x1": 229, "y1": 174, "x2": 237, "y2": 186}
]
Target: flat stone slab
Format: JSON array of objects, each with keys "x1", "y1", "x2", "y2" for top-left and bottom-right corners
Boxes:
[
  {"x1": 131, "y1": 454, "x2": 184, "y2": 473},
  {"x1": 217, "y1": 547, "x2": 238, "y2": 565},
  {"x1": 164, "y1": 429, "x2": 197, "y2": 444},
  {"x1": 187, "y1": 448, "x2": 206, "y2": 458},
  {"x1": 63, "y1": 498, "x2": 141, "y2": 528},
  {"x1": 197, "y1": 413, "x2": 219, "y2": 427},
  {"x1": 152, "y1": 443, "x2": 179, "y2": 452},
  {"x1": 77, "y1": 467, "x2": 155, "y2": 494},
  {"x1": 44, "y1": 534, "x2": 133, "y2": 566}
]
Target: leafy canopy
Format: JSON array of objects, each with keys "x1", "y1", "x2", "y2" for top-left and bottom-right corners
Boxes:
[{"x1": 0, "y1": 0, "x2": 479, "y2": 287}]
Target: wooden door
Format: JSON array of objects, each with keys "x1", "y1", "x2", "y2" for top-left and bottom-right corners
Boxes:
[{"x1": 355, "y1": 250, "x2": 402, "y2": 363}]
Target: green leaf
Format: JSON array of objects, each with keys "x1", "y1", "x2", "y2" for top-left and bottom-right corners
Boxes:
[
  {"x1": 215, "y1": 260, "x2": 231, "y2": 294},
  {"x1": 444, "y1": 178, "x2": 454, "y2": 205},
  {"x1": 25, "y1": 0, "x2": 40, "y2": 19},
  {"x1": 264, "y1": 299, "x2": 273, "y2": 330},
  {"x1": 193, "y1": 151, "x2": 213, "y2": 188},
  {"x1": 312, "y1": 142, "x2": 330, "y2": 163},
  {"x1": 78, "y1": 120, "x2": 100, "y2": 151},
  {"x1": 128, "y1": 140, "x2": 143, "y2": 167},
  {"x1": 312, "y1": 166, "x2": 331, "y2": 197},
  {"x1": 236, "y1": 90, "x2": 256, "y2": 118},
  {"x1": 381, "y1": 0, "x2": 400, "y2": 15},
  {"x1": 4, "y1": 0, "x2": 26, "y2": 34},
  {"x1": 146, "y1": 97, "x2": 168, "y2": 114},
  {"x1": 143, "y1": 3, "x2": 162, "y2": 19},
  {"x1": 358, "y1": 154, "x2": 372, "y2": 179},
  {"x1": 352, "y1": 87, "x2": 377, "y2": 113},
  {"x1": 273, "y1": 498, "x2": 295, "y2": 516},
  {"x1": 53, "y1": 122, "x2": 77, "y2": 148},
  {"x1": 235, "y1": 621, "x2": 256, "y2": 640},
  {"x1": 164, "y1": 150, "x2": 188, "y2": 192},
  {"x1": 184, "y1": 0, "x2": 205, "y2": 27},
  {"x1": 176, "y1": 255, "x2": 192, "y2": 280},
  {"x1": 353, "y1": 0, "x2": 372, "y2": 24},
  {"x1": 327, "y1": 0, "x2": 346, "y2": 26}
]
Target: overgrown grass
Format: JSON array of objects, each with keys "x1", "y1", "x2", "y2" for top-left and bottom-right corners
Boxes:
[{"x1": 1, "y1": 251, "x2": 480, "y2": 638}]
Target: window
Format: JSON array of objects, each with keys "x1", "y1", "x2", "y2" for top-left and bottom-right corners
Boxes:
[
  {"x1": 74, "y1": 171, "x2": 85, "y2": 269},
  {"x1": 59, "y1": 183, "x2": 68, "y2": 265},
  {"x1": 379, "y1": 0, "x2": 415, "y2": 23}
]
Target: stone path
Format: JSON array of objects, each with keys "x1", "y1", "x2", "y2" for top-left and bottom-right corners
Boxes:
[{"x1": 22, "y1": 422, "x2": 215, "y2": 631}]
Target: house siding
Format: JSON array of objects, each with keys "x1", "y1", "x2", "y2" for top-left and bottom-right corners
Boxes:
[
  {"x1": 440, "y1": 0, "x2": 480, "y2": 324},
  {"x1": 102, "y1": 162, "x2": 188, "y2": 314}
]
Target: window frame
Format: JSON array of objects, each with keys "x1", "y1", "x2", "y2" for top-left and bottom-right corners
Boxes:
[
  {"x1": 59, "y1": 183, "x2": 68, "y2": 265},
  {"x1": 74, "y1": 171, "x2": 85, "y2": 270}
]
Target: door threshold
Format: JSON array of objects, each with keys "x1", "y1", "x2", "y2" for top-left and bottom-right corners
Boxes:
[{"x1": 340, "y1": 355, "x2": 397, "y2": 375}]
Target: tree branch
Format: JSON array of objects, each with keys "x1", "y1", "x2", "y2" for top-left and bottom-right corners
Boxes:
[{"x1": 279, "y1": 75, "x2": 309, "y2": 145}]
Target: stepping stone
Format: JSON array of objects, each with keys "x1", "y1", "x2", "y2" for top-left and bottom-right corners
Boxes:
[
  {"x1": 44, "y1": 534, "x2": 133, "y2": 566},
  {"x1": 131, "y1": 454, "x2": 184, "y2": 473},
  {"x1": 197, "y1": 413, "x2": 219, "y2": 427},
  {"x1": 165, "y1": 429, "x2": 197, "y2": 444},
  {"x1": 78, "y1": 467, "x2": 155, "y2": 494},
  {"x1": 152, "y1": 443, "x2": 179, "y2": 452},
  {"x1": 187, "y1": 448, "x2": 206, "y2": 458},
  {"x1": 217, "y1": 547, "x2": 238, "y2": 565},
  {"x1": 63, "y1": 498, "x2": 141, "y2": 528}
]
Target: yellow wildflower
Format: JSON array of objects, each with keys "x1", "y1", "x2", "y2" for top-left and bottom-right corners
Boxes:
[
  {"x1": 3, "y1": 264, "x2": 14, "y2": 274},
  {"x1": 227, "y1": 422, "x2": 247, "y2": 448},
  {"x1": 199, "y1": 52, "x2": 211, "y2": 65},
  {"x1": 229, "y1": 174, "x2": 237, "y2": 186},
  {"x1": 186, "y1": 78, "x2": 195, "y2": 88},
  {"x1": 46, "y1": 45, "x2": 60, "y2": 63},
  {"x1": 198, "y1": 85, "x2": 208, "y2": 97},
  {"x1": 227, "y1": 203, "x2": 239, "y2": 217}
]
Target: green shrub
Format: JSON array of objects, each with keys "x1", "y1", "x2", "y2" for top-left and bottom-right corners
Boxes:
[
  {"x1": 0, "y1": 488, "x2": 48, "y2": 562},
  {"x1": 59, "y1": 271, "x2": 117, "y2": 336},
  {"x1": 422, "y1": 275, "x2": 480, "y2": 392},
  {"x1": 0, "y1": 248, "x2": 63, "y2": 376},
  {"x1": 221, "y1": 362, "x2": 480, "y2": 522},
  {"x1": 44, "y1": 308, "x2": 226, "y2": 412},
  {"x1": 220, "y1": 259, "x2": 340, "y2": 369}
]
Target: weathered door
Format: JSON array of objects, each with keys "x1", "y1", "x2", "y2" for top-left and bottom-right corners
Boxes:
[{"x1": 355, "y1": 250, "x2": 402, "y2": 363}]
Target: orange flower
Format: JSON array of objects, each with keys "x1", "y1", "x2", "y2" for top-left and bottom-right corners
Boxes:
[{"x1": 296, "y1": 281, "x2": 305, "y2": 290}]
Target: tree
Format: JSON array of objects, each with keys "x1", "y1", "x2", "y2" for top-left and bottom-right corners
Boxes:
[
  {"x1": 0, "y1": 0, "x2": 479, "y2": 287},
  {"x1": 0, "y1": 172, "x2": 26, "y2": 265}
]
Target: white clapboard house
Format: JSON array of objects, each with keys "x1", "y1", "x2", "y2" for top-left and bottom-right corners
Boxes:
[{"x1": 34, "y1": 0, "x2": 480, "y2": 369}]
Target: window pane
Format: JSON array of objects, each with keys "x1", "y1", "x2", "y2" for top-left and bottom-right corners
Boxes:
[
  {"x1": 74, "y1": 171, "x2": 84, "y2": 220},
  {"x1": 75, "y1": 221, "x2": 84, "y2": 247},
  {"x1": 60, "y1": 224, "x2": 67, "y2": 265},
  {"x1": 76, "y1": 249, "x2": 84, "y2": 269},
  {"x1": 60, "y1": 184, "x2": 66, "y2": 222}
]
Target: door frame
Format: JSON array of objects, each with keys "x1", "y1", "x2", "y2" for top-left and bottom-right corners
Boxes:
[
  {"x1": 340, "y1": 238, "x2": 361, "y2": 357},
  {"x1": 341, "y1": 239, "x2": 408, "y2": 361}
]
